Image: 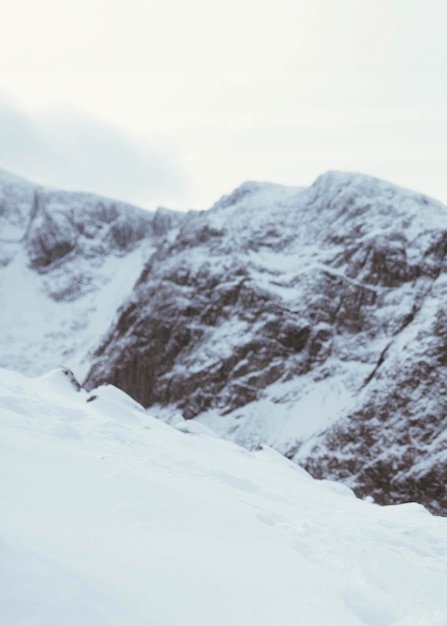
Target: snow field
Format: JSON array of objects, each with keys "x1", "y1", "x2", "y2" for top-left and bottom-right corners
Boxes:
[{"x1": 1, "y1": 368, "x2": 447, "y2": 625}]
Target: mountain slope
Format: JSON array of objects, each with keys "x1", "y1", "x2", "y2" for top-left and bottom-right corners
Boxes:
[
  {"x1": 0, "y1": 169, "x2": 184, "y2": 377},
  {"x1": 83, "y1": 172, "x2": 447, "y2": 513},
  {"x1": 2, "y1": 367, "x2": 447, "y2": 626},
  {"x1": 303, "y1": 288, "x2": 447, "y2": 515},
  {"x1": 3, "y1": 168, "x2": 447, "y2": 514}
]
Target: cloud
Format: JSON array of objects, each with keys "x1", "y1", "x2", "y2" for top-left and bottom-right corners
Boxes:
[{"x1": 0, "y1": 98, "x2": 187, "y2": 210}]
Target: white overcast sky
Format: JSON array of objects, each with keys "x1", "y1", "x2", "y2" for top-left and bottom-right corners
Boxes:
[{"x1": 1, "y1": 0, "x2": 447, "y2": 210}]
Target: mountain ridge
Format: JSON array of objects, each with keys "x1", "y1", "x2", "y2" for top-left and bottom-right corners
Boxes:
[{"x1": 2, "y1": 167, "x2": 447, "y2": 513}]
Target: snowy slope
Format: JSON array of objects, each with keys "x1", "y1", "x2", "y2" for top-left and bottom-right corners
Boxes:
[
  {"x1": 2, "y1": 366, "x2": 447, "y2": 626},
  {"x1": 0, "y1": 169, "x2": 184, "y2": 378},
  {"x1": 1, "y1": 246, "x2": 150, "y2": 378}
]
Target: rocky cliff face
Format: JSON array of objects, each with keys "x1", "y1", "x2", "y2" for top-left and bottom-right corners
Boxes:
[
  {"x1": 84, "y1": 172, "x2": 447, "y2": 514},
  {"x1": 302, "y1": 286, "x2": 447, "y2": 515},
  {"x1": 2, "y1": 167, "x2": 447, "y2": 514}
]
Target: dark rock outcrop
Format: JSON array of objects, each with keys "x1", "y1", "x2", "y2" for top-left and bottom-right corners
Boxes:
[{"x1": 302, "y1": 297, "x2": 447, "y2": 516}]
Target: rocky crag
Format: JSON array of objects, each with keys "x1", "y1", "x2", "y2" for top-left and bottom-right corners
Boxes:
[{"x1": 2, "y1": 168, "x2": 447, "y2": 514}]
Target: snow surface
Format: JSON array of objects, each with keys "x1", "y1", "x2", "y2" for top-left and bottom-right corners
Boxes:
[
  {"x1": 1, "y1": 367, "x2": 447, "y2": 626},
  {"x1": 0, "y1": 245, "x2": 151, "y2": 380}
]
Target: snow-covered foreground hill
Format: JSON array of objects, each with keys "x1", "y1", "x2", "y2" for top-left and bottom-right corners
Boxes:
[{"x1": 1, "y1": 367, "x2": 447, "y2": 626}]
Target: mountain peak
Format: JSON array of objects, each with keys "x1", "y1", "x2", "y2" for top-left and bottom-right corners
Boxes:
[{"x1": 3, "y1": 169, "x2": 447, "y2": 514}]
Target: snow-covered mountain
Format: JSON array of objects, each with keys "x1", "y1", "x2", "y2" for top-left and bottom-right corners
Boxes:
[
  {"x1": 2, "y1": 366, "x2": 447, "y2": 625},
  {"x1": 0, "y1": 169, "x2": 184, "y2": 377},
  {"x1": 2, "y1": 168, "x2": 447, "y2": 514}
]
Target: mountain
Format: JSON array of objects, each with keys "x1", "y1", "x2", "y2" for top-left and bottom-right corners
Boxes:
[
  {"x1": 2, "y1": 366, "x2": 447, "y2": 625},
  {"x1": 83, "y1": 172, "x2": 447, "y2": 515},
  {"x1": 2, "y1": 168, "x2": 447, "y2": 514},
  {"x1": 0, "y1": 169, "x2": 185, "y2": 377}
]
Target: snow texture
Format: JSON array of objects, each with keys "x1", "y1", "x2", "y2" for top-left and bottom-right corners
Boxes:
[{"x1": 1, "y1": 367, "x2": 447, "y2": 626}]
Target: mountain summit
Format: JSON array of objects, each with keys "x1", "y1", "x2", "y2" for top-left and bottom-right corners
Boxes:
[{"x1": 2, "y1": 168, "x2": 447, "y2": 513}]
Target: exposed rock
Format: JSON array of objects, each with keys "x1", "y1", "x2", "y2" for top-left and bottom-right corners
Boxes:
[
  {"x1": 4, "y1": 167, "x2": 447, "y2": 514},
  {"x1": 25, "y1": 190, "x2": 157, "y2": 271},
  {"x1": 83, "y1": 172, "x2": 447, "y2": 513},
  {"x1": 301, "y1": 290, "x2": 447, "y2": 515}
]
